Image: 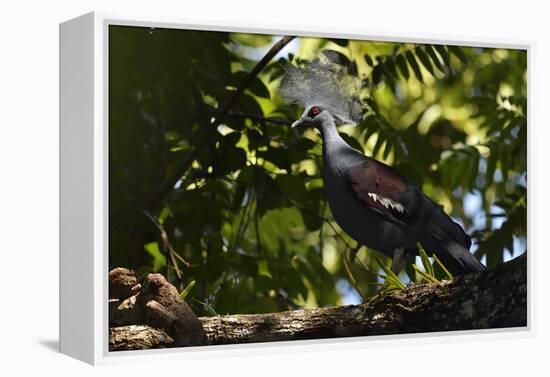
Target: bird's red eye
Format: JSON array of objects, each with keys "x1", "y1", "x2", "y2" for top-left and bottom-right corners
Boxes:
[{"x1": 309, "y1": 106, "x2": 321, "y2": 117}]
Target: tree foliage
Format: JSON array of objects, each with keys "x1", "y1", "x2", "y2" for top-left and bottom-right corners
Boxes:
[{"x1": 109, "y1": 26, "x2": 527, "y2": 315}]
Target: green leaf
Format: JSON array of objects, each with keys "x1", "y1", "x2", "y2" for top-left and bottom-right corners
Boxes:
[
  {"x1": 385, "y1": 57, "x2": 399, "y2": 79},
  {"x1": 235, "y1": 93, "x2": 265, "y2": 116},
  {"x1": 395, "y1": 54, "x2": 410, "y2": 80},
  {"x1": 372, "y1": 65, "x2": 385, "y2": 86},
  {"x1": 230, "y1": 71, "x2": 270, "y2": 98},
  {"x1": 364, "y1": 53, "x2": 374, "y2": 66},
  {"x1": 433, "y1": 45, "x2": 452, "y2": 69},
  {"x1": 330, "y1": 38, "x2": 349, "y2": 47},
  {"x1": 363, "y1": 99, "x2": 380, "y2": 115},
  {"x1": 383, "y1": 139, "x2": 393, "y2": 160},
  {"x1": 417, "y1": 242, "x2": 434, "y2": 277},
  {"x1": 447, "y1": 45, "x2": 467, "y2": 63},
  {"x1": 405, "y1": 51, "x2": 423, "y2": 83},
  {"x1": 412, "y1": 265, "x2": 439, "y2": 283},
  {"x1": 321, "y1": 49, "x2": 351, "y2": 67},
  {"x1": 340, "y1": 133, "x2": 364, "y2": 153},
  {"x1": 485, "y1": 152, "x2": 497, "y2": 188},
  {"x1": 425, "y1": 45, "x2": 446, "y2": 73},
  {"x1": 259, "y1": 147, "x2": 291, "y2": 170},
  {"x1": 432, "y1": 255, "x2": 453, "y2": 280},
  {"x1": 223, "y1": 131, "x2": 242, "y2": 145},
  {"x1": 375, "y1": 257, "x2": 406, "y2": 290},
  {"x1": 275, "y1": 174, "x2": 309, "y2": 204},
  {"x1": 415, "y1": 47, "x2": 435, "y2": 76},
  {"x1": 348, "y1": 60, "x2": 358, "y2": 76},
  {"x1": 144, "y1": 242, "x2": 166, "y2": 272},
  {"x1": 466, "y1": 147, "x2": 480, "y2": 190},
  {"x1": 373, "y1": 133, "x2": 386, "y2": 158},
  {"x1": 179, "y1": 280, "x2": 196, "y2": 300},
  {"x1": 216, "y1": 143, "x2": 247, "y2": 175}
]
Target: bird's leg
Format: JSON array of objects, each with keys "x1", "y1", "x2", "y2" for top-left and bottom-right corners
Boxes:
[{"x1": 390, "y1": 247, "x2": 409, "y2": 276}]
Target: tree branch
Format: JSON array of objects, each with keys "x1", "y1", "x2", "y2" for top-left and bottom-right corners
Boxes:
[
  {"x1": 200, "y1": 253, "x2": 526, "y2": 344},
  {"x1": 109, "y1": 253, "x2": 526, "y2": 350}
]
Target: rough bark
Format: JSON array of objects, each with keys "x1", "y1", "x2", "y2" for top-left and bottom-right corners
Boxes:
[
  {"x1": 109, "y1": 271, "x2": 207, "y2": 349},
  {"x1": 109, "y1": 253, "x2": 526, "y2": 350},
  {"x1": 110, "y1": 325, "x2": 174, "y2": 351},
  {"x1": 109, "y1": 268, "x2": 140, "y2": 299}
]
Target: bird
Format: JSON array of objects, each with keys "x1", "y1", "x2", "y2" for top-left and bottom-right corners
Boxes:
[{"x1": 290, "y1": 104, "x2": 486, "y2": 276}]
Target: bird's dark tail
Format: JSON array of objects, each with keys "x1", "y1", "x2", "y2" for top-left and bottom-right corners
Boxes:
[{"x1": 436, "y1": 240, "x2": 486, "y2": 276}]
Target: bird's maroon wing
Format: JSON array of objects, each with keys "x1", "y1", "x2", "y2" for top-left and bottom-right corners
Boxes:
[
  {"x1": 346, "y1": 159, "x2": 472, "y2": 250},
  {"x1": 346, "y1": 160, "x2": 417, "y2": 220}
]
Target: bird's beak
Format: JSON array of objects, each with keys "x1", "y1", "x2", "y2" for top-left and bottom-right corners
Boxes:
[{"x1": 291, "y1": 118, "x2": 306, "y2": 128}]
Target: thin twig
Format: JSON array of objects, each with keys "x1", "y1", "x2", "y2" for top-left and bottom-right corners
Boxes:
[
  {"x1": 142, "y1": 210, "x2": 182, "y2": 279},
  {"x1": 171, "y1": 251, "x2": 196, "y2": 268},
  {"x1": 318, "y1": 202, "x2": 326, "y2": 304},
  {"x1": 142, "y1": 210, "x2": 198, "y2": 278},
  {"x1": 216, "y1": 36, "x2": 295, "y2": 124},
  {"x1": 252, "y1": 158, "x2": 263, "y2": 257},
  {"x1": 355, "y1": 252, "x2": 384, "y2": 277},
  {"x1": 231, "y1": 189, "x2": 253, "y2": 254},
  {"x1": 342, "y1": 248, "x2": 368, "y2": 301},
  {"x1": 211, "y1": 109, "x2": 291, "y2": 126},
  {"x1": 254, "y1": 199, "x2": 262, "y2": 257}
]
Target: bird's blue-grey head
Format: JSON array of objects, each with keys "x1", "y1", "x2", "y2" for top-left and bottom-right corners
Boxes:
[
  {"x1": 279, "y1": 54, "x2": 363, "y2": 129},
  {"x1": 290, "y1": 104, "x2": 347, "y2": 129}
]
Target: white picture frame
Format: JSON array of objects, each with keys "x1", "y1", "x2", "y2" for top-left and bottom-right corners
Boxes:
[{"x1": 59, "y1": 11, "x2": 533, "y2": 365}]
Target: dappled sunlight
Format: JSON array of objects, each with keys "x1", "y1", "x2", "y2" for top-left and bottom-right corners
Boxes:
[{"x1": 109, "y1": 27, "x2": 526, "y2": 315}]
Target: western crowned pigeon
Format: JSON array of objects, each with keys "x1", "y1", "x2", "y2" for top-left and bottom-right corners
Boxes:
[{"x1": 281, "y1": 57, "x2": 485, "y2": 276}]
